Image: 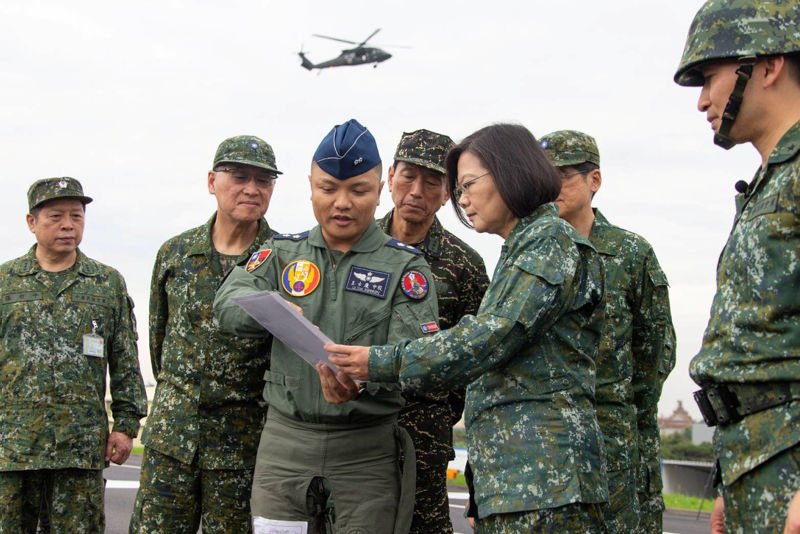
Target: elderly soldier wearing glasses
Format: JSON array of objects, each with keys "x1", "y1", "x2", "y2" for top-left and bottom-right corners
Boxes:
[
  {"x1": 0, "y1": 177, "x2": 146, "y2": 533},
  {"x1": 377, "y1": 129, "x2": 489, "y2": 534},
  {"x1": 130, "y1": 136, "x2": 280, "y2": 533}
]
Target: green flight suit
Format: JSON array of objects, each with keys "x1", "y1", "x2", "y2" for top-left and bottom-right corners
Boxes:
[{"x1": 214, "y1": 221, "x2": 439, "y2": 534}]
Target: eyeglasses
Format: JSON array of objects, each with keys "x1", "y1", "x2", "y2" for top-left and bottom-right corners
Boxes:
[
  {"x1": 454, "y1": 172, "x2": 490, "y2": 201},
  {"x1": 216, "y1": 167, "x2": 278, "y2": 188},
  {"x1": 559, "y1": 169, "x2": 586, "y2": 180}
]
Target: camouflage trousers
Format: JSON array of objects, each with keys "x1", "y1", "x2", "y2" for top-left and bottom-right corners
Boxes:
[
  {"x1": 600, "y1": 466, "x2": 639, "y2": 533},
  {"x1": 0, "y1": 468, "x2": 104, "y2": 534},
  {"x1": 128, "y1": 448, "x2": 254, "y2": 534},
  {"x1": 409, "y1": 460, "x2": 452, "y2": 534},
  {"x1": 636, "y1": 460, "x2": 664, "y2": 534},
  {"x1": 721, "y1": 442, "x2": 800, "y2": 534},
  {"x1": 474, "y1": 503, "x2": 605, "y2": 534}
]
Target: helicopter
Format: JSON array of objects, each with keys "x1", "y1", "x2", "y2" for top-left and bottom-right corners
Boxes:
[{"x1": 298, "y1": 28, "x2": 393, "y2": 70}]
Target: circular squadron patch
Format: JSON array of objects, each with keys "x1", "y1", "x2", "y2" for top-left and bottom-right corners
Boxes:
[
  {"x1": 400, "y1": 270, "x2": 429, "y2": 300},
  {"x1": 281, "y1": 260, "x2": 321, "y2": 297}
]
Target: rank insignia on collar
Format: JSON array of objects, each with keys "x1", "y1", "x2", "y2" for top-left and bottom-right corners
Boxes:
[
  {"x1": 282, "y1": 260, "x2": 321, "y2": 297},
  {"x1": 420, "y1": 321, "x2": 439, "y2": 334},
  {"x1": 246, "y1": 249, "x2": 272, "y2": 273},
  {"x1": 345, "y1": 266, "x2": 391, "y2": 299},
  {"x1": 401, "y1": 270, "x2": 428, "y2": 300}
]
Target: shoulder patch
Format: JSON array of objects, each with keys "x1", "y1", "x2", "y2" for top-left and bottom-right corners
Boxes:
[
  {"x1": 246, "y1": 249, "x2": 272, "y2": 272},
  {"x1": 401, "y1": 270, "x2": 429, "y2": 299},
  {"x1": 281, "y1": 260, "x2": 321, "y2": 297},
  {"x1": 385, "y1": 239, "x2": 422, "y2": 255},
  {"x1": 273, "y1": 231, "x2": 310, "y2": 242}
]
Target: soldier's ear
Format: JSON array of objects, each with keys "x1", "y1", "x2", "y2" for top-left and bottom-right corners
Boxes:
[
  {"x1": 26, "y1": 213, "x2": 36, "y2": 233},
  {"x1": 387, "y1": 165, "x2": 395, "y2": 192},
  {"x1": 208, "y1": 170, "x2": 217, "y2": 195}
]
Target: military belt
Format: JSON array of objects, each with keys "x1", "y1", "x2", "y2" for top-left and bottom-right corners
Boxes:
[{"x1": 694, "y1": 382, "x2": 800, "y2": 427}]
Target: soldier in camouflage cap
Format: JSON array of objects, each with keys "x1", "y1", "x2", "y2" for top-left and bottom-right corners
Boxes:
[
  {"x1": 129, "y1": 135, "x2": 278, "y2": 533},
  {"x1": 542, "y1": 129, "x2": 676, "y2": 534},
  {"x1": 0, "y1": 177, "x2": 146, "y2": 533},
  {"x1": 675, "y1": 2, "x2": 800, "y2": 532},
  {"x1": 378, "y1": 128, "x2": 489, "y2": 534}
]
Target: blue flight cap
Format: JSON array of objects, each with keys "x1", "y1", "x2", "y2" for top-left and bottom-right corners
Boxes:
[{"x1": 313, "y1": 119, "x2": 381, "y2": 180}]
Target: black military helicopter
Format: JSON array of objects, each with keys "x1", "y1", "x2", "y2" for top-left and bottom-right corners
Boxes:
[{"x1": 298, "y1": 28, "x2": 393, "y2": 70}]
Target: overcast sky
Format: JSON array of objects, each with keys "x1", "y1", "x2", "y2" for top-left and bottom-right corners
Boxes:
[{"x1": 1, "y1": 1, "x2": 762, "y2": 420}]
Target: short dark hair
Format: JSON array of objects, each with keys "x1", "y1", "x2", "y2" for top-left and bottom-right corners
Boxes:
[
  {"x1": 445, "y1": 123, "x2": 561, "y2": 227},
  {"x1": 572, "y1": 162, "x2": 599, "y2": 175}
]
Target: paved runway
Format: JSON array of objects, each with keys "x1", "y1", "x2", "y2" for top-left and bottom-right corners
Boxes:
[{"x1": 103, "y1": 457, "x2": 709, "y2": 534}]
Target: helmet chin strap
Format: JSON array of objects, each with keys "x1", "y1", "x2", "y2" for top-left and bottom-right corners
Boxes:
[{"x1": 714, "y1": 56, "x2": 758, "y2": 149}]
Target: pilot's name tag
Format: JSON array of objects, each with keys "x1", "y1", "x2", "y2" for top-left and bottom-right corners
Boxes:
[
  {"x1": 83, "y1": 334, "x2": 104, "y2": 357},
  {"x1": 253, "y1": 517, "x2": 308, "y2": 534}
]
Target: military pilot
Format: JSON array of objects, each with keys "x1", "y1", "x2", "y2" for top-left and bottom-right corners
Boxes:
[
  {"x1": 674, "y1": 1, "x2": 800, "y2": 532},
  {"x1": 377, "y1": 129, "x2": 489, "y2": 534},
  {"x1": 214, "y1": 119, "x2": 440, "y2": 534},
  {"x1": 0, "y1": 177, "x2": 147, "y2": 533},
  {"x1": 129, "y1": 136, "x2": 280, "y2": 533},
  {"x1": 541, "y1": 130, "x2": 676, "y2": 533}
]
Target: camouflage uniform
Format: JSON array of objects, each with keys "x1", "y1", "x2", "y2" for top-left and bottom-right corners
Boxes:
[
  {"x1": 541, "y1": 130, "x2": 676, "y2": 533},
  {"x1": 369, "y1": 204, "x2": 608, "y2": 530},
  {"x1": 0, "y1": 178, "x2": 146, "y2": 534},
  {"x1": 129, "y1": 214, "x2": 273, "y2": 533},
  {"x1": 675, "y1": 3, "x2": 800, "y2": 532},
  {"x1": 378, "y1": 128, "x2": 490, "y2": 534}
]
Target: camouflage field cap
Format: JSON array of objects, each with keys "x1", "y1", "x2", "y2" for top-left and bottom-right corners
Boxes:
[
  {"x1": 675, "y1": 0, "x2": 800, "y2": 86},
  {"x1": 213, "y1": 135, "x2": 282, "y2": 174},
  {"x1": 27, "y1": 177, "x2": 93, "y2": 211},
  {"x1": 539, "y1": 130, "x2": 600, "y2": 168},
  {"x1": 393, "y1": 129, "x2": 455, "y2": 174}
]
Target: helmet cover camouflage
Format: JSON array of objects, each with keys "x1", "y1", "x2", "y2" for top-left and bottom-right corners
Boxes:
[
  {"x1": 539, "y1": 130, "x2": 600, "y2": 168},
  {"x1": 675, "y1": 0, "x2": 800, "y2": 86},
  {"x1": 393, "y1": 129, "x2": 454, "y2": 175},
  {"x1": 28, "y1": 177, "x2": 93, "y2": 211},
  {"x1": 213, "y1": 135, "x2": 282, "y2": 174}
]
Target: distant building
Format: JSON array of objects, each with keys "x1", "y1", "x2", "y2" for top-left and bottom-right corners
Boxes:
[{"x1": 658, "y1": 400, "x2": 695, "y2": 436}]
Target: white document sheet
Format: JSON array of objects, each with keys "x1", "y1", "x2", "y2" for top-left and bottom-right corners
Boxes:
[
  {"x1": 232, "y1": 290, "x2": 337, "y2": 371},
  {"x1": 252, "y1": 516, "x2": 308, "y2": 534}
]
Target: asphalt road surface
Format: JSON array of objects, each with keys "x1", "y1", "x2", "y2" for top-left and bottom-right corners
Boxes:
[{"x1": 103, "y1": 456, "x2": 710, "y2": 534}]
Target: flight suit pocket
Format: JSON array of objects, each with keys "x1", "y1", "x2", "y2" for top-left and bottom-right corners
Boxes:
[{"x1": 344, "y1": 309, "x2": 391, "y2": 345}]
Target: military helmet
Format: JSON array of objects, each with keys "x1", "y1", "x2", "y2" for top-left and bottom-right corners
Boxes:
[
  {"x1": 675, "y1": 0, "x2": 800, "y2": 87},
  {"x1": 539, "y1": 130, "x2": 600, "y2": 168}
]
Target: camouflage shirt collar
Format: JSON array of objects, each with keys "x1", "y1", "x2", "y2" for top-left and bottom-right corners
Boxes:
[
  {"x1": 309, "y1": 220, "x2": 385, "y2": 253},
  {"x1": 588, "y1": 208, "x2": 619, "y2": 256},
  {"x1": 188, "y1": 212, "x2": 272, "y2": 257},
  {"x1": 14, "y1": 246, "x2": 99, "y2": 276},
  {"x1": 504, "y1": 202, "x2": 558, "y2": 249},
  {"x1": 376, "y1": 209, "x2": 443, "y2": 257},
  {"x1": 767, "y1": 119, "x2": 800, "y2": 166}
]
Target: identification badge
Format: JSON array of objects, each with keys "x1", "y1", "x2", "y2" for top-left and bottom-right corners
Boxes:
[
  {"x1": 345, "y1": 266, "x2": 391, "y2": 299},
  {"x1": 253, "y1": 516, "x2": 308, "y2": 534},
  {"x1": 83, "y1": 334, "x2": 104, "y2": 357},
  {"x1": 420, "y1": 321, "x2": 439, "y2": 334}
]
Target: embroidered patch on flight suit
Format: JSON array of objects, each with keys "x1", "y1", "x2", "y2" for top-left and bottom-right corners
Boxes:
[
  {"x1": 420, "y1": 321, "x2": 439, "y2": 333},
  {"x1": 246, "y1": 249, "x2": 272, "y2": 272},
  {"x1": 401, "y1": 270, "x2": 428, "y2": 300},
  {"x1": 281, "y1": 260, "x2": 321, "y2": 297},
  {"x1": 345, "y1": 266, "x2": 391, "y2": 299}
]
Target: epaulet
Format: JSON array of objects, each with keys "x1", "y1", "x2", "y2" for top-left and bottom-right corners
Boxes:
[
  {"x1": 385, "y1": 238, "x2": 422, "y2": 255},
  {"x1": 273, "y1": 231, "x2": 309, "y2": 241}
]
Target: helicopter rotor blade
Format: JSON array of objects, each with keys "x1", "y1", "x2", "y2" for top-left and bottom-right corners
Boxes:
[
  {"x1": 358, "y1": 28, "x2": 381, "y2": 47},
  {"x1": 312, "y1": 34, "x2": 358, "y2": 45}
]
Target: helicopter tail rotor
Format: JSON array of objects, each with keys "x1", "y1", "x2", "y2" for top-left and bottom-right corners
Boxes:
[{"x1": 297, "y1": 48, "x2": 315, "y2": 70}]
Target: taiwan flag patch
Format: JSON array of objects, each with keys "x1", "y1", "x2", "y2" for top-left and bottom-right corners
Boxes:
[
  {"x1": 246, "y1": 249, "x2": 272, "y2": 272},
  {"x1": 420, "y1": 321, "x2": 439, "y2": 334}
]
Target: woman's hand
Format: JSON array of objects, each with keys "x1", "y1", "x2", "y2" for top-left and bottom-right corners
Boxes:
[{"x1": 324, "y1": 343, "x2": 371, "y2": 381}]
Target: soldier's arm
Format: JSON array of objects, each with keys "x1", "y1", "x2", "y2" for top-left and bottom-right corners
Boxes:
[
  {"x1": 148, "y1": 244, "x2": 169, "y2": 379},
  {"x1": 108, "y1": 275, "x2": 147, "y2": 438},
  {"x1": 369, "y1": 255, "x2": 564, "y2": 391},
  {"x1": 213, "y1": 262, "x2": 275, "y2": 338},
  {"x1": 632, "y1": 250, "x2": 676, "y2": 444}
]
